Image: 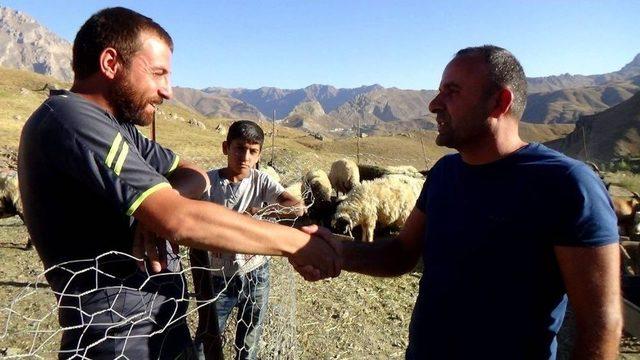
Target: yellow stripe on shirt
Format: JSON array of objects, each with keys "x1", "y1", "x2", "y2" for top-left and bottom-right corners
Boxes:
[
  {"x1": 167, "y1": 155, "x2": 180, "y2": 175},
  {"x1": 126, "y1": 182, "x2": 172, "y2": 216},
  {"x1": 113, "y1": 142, "x2": 129, "y2": 176},
  {"x1": 105, "y1": 133, "x2": 123, "y2": 168}
]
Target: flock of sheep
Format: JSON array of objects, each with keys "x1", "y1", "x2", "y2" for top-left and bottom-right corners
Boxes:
[
  {"x1": 5, "y1": 160, "x2": 640, "y2": 248},
  {"x1": 274, "y1": 158, "x2": 427, "y2": 242}
]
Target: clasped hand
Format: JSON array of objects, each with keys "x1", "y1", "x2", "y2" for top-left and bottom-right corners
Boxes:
[{"x1": 288, "y1": 225, "x2": 344, "y2": 281}]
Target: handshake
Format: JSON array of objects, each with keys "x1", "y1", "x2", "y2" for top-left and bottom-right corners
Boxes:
[
  {"x1": 132, "y1": 222, "x2": 349, "y2": 281},
  {"x1": 287, "y1": 224, "x2": 348, "y2": 282}
]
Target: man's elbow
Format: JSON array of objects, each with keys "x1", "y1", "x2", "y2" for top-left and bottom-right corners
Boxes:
[
  {"x1": 601, "y1": 311, "x2": 624, "y2": 342},
  {"x1": 576, "y1": 308, "x2": 623, "y2": 344}
]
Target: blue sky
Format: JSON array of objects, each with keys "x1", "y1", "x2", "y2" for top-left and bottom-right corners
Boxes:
[{"x1": 2, "y1": 0, "x2": 639, "y2": 90}]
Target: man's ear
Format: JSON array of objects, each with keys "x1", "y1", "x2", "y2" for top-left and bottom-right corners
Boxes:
[
  {"x1": 222, "y1": 140, "x2": 228, "y2": 155},
  {"x1": 99, "y1": 47, "x2": 121, "y2": 80},
  {"x1": 489, "y1": 87, "x2": 514, "y2": 118}
]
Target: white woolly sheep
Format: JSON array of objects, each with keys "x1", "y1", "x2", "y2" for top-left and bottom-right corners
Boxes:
[
  {"x1": 329, "y1": 158, "x2": 360, "y2": 195},
  {"x1": 259, "y1": 164, "x2": 281, "y2": 184},
  {"x1": 302, "y1": 169, "x2": 332, "y2": 207},
  {"x1": 331, "y1": 175, "x2": 424, "y2": 242},
  {"x1": 284, "y1": 181, "x2": 303, "y2": 202}
]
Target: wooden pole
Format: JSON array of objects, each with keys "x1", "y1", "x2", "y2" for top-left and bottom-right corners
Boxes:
[
  {"x1": 357, "y1": 102, "x2": 361, "y2": 165},
  {"x1": 420, "y1": 136, "x2": 429, "y2": 169},
  {"x1": 271, "y1": 109, "x2": 276, "y2": 164},
  {"x1": 151, "y1": 111, "x2": 156, "y2": 141},
  {"x1": 582, "y1": 125, "x2": 589, "y2": 161}
]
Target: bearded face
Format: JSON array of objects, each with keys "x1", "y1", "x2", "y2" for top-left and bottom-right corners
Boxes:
[{"x1": 108, "y1": 67, "x2": 162, "y2": 126}]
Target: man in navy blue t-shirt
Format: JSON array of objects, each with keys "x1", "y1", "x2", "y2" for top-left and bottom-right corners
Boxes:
[{"x1": 296, "y1": 45, "x2": 622, "y2": 359}]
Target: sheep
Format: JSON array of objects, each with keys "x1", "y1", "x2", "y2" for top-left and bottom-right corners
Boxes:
[
  {"x1": 612, "y1": 192, "x2": 640, "y2": 238},
  {"x1": 302, "y1": 169, "x2": 335, "y2": 226},
  {"x1": 0, "y1": 169, "x2": 30, "y2": 249},
  {"x1": 258, "y1": 164, "x2": 281, "y2": 184},
  {"x1": 331, "y1": 175, "x2": 424, "y2": 242},
  {"x1": 329, "y1": 158, "x2": 360, "y2": 195},
  {"x1": 284, "y1": 181, "x2": 303, "y2": 202},
  {"x1": 0, "y1": 170, "x2": 22, "y2": 220},
  {"x1": 358, "y1": 164, "x2": 425, "y2": 182}
]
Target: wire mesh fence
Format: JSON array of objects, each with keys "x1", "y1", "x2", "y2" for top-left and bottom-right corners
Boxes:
[{"x1": 0, "y1": 148, "x2": 426, "y2": 359}]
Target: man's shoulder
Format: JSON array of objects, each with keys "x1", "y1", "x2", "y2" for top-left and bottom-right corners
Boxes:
[
  {"x1": 521, "y1": 144, "x2": 606, "y2": 193},
  {"x1": 522, "y1": 143, "x2": 589, "y2": 173},
  {"x1": 32, "y1": 90, "x2": 113, "y2": 131},
  {"x1": 252, "y1": 169, "x2": 283, "y2": 188}
]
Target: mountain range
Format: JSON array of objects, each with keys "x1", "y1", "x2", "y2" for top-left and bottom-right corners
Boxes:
[
  {"x1": 0, "y1": 7, "x2": 72, "y2": 82},
  {"x1": 1, "y1": 5, "x2": 639, "y2": 138}
]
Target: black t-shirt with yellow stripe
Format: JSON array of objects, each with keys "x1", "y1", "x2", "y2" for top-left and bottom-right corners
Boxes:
[
  {"x1": 20, "y1": 90, "x2": 178, "y2": 275},
  {"x1": 18, "y1": 90, "x2": 192, "y2": 358}
]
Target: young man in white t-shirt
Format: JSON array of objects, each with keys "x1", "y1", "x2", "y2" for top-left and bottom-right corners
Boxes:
[{"x1": 192, "y1": 120, "x2": 304, "y2": 360}]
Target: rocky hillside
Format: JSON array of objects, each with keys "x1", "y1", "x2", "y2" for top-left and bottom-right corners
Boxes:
[
  {"x1": 522, "y1": 76, "x2": 640, "y2": 123},
  {"x1": 0, "y1": 7, "x2": 72, "y2": 82},
  {"x1": 170, "y1": 87, "x2": 265, "y2": 121},
  {"x1": 201, "y1": 84, "x2": 383, "y2": 118},
  {"x1": 547, "y1": 90, "x2": 640, "y2": 162}
]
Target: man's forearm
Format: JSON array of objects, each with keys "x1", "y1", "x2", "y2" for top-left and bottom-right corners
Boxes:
[
  {"x1": 342, "y1": 238, "x2": 419, "y2": 277},
  {"x1": 135, "y1": 189, "x2": 339, "y2": 277},
  {"x1": 172, "y1": 199, "x2": 308, "y2": 256}
]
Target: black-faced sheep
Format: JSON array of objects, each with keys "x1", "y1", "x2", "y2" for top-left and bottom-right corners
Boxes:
[
  {"x1": 0, "y1": 169, "x2": 30, "y2": 249},
  {"x1": 329, "y1": 158, "x2": 360, "y2": 195},
  {"x1": 358, "y1": 164, "x2": 425, "y2": 182},
  {"x1": 331, "y1": 175, "x2": 424, "y2": 242}
]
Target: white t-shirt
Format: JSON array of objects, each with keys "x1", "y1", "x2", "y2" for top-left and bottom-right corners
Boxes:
[{"x1": 206, "y1": 168, "x2": 285, "y2": 276}]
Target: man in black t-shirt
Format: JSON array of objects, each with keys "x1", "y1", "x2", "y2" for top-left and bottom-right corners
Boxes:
[{"x1": 19, "y1": 7, "x2": 339, "y2": 359}]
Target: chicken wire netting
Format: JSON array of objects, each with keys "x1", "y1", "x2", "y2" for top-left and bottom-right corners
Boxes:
[{"x1": 0, "y1": 147, "x2": 425, "y2": 359}]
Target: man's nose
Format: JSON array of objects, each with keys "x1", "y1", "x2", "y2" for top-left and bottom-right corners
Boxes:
[
  {"x1": 428, "y1": 93, "x2": 442, "y2": 114},
  {"x1": 159, "y1": 78, "x2": 172, "y2": 100}
]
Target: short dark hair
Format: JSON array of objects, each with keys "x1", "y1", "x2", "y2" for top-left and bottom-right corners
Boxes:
[
  {"x1": 227, "y1": 120, "x2": 265, "y2": 147},
  {"x1": 455, "y1": 45, "x2": 527, "y2": 119},
  {"x1": 72, "y1": 7, "x2": 173, "y2": 80}
]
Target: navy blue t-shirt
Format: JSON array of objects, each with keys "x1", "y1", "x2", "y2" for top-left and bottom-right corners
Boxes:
[{"x1": 407, "y1": 143, "x2": 618, "y2": 360}]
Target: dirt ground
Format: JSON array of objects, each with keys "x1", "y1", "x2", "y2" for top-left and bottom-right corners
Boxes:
[{"x1": 0, "y1": 217, "x2": 639, "y2": 359}]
